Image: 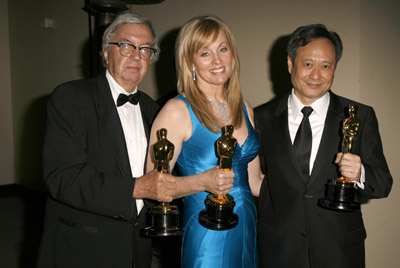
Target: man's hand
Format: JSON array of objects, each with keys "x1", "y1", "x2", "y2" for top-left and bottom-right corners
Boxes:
[
  {"x1": 335, "y1": 152, "x2": 362, "y2": 182},
  {"x1": 133, "y1": 170, "x2": 177, "y2": 202}
]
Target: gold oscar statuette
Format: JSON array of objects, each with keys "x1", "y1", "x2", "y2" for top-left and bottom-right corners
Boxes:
[
  {"x1": 199, "y1": 125, "x2": 239, "y2": 230},
  {"x1": 319, "y1": 105, "x2": 361, "y2": 211},
  {"x1": 142, "y1": 128, "x2": 183, "y2": 237}
]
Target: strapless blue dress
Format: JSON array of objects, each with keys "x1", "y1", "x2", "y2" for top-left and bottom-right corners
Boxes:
[{"x1": 175, "y1": 95, "x2": 260, "y2": 268}]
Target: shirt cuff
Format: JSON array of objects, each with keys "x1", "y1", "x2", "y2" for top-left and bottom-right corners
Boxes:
[{"x1": 356, "y1": 164, "x2": 365, "y2": 189}]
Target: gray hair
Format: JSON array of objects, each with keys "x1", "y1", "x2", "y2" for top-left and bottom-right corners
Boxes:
[{"x1": 101, "y1": 12, "x2": 160, "y2": 65}]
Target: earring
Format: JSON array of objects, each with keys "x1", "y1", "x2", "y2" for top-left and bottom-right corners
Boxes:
[{"x1": 192, "y1": 69, "x2": 196, "y2": 81}]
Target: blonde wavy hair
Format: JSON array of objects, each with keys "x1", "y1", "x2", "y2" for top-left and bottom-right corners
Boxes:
[{"x1": 175, "y1": 15, "x2": 244, "y2": 133}]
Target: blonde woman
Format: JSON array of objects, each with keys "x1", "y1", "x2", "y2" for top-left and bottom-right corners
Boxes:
[{"x1": 147, "y1": 15, "x2": 263, "y2": 267}]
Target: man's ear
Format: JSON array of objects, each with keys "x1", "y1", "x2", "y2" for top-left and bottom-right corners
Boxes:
[
  {"x1": 103, "y1": 48, "x2": 109, "y2": 65},
  {"x1": 287, "y1": 55, "x2": 293, "y2": 74}
]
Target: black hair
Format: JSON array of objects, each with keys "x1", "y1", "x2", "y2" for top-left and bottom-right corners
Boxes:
[{"x1": 287, "y1": 24, "x2": 343, "y2": 63}]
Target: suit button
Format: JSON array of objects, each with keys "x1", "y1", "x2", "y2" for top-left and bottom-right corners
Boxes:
[
  {"x1": 304, "y1": 194, "x2": 313, "y2": 199},
  {"x1": 301, "y1": 231, "x2": 308, "y2": 237}
]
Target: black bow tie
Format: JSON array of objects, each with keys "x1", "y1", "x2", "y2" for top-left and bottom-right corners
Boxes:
[{"x1": 117, "y1": 92, "x2": 140, "y2": 107}]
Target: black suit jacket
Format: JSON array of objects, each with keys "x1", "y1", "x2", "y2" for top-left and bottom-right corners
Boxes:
[
  {"x1": 36, "y1": 73, "x2": 159, "y2": 268},
  {"x1": 254, "y1": 91, "x2": 392, "y2": 268}
]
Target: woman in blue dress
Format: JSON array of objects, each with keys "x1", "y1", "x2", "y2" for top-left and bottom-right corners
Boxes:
[{"x1": 146, "y1": 15, "x2": 264, "y2": 268}]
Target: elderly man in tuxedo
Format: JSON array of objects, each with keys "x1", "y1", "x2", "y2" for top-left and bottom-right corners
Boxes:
[
  {"x1": 255, "y1": 24, "x2": 392, "y2": 268},
  {"x1": 36, "y1": 13, "x2": 176, "y2": 268}
]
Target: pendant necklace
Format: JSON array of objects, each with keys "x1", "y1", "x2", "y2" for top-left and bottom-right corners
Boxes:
[{"x1": 208, "y1": 99, "x2": 230, "y2": 124}]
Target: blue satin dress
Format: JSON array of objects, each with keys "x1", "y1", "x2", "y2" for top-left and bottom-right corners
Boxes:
[{"x1": 175, "y1": 95, "x2": 260, "y2": 268}]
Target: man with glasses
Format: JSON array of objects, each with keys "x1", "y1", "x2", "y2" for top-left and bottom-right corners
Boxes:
[{"x1": 37, "y1": 13, "x2": 175, "y2": 268}]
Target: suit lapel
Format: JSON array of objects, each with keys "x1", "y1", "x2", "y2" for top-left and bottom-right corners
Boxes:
[
  {"x1": 138, "y1": 92, "x2": 152, "y2": 142},
  {"x1": 93, "y1": 73, "x2": 132, "y2": 177},
  {"x1": 309, "y1": 92, "x2": 344, "y2": 185},
  {"x1": 272, "y1": 95, "x2": 309, "y2": 185},
  {"x1": 138, "y1": 92, "x2": 153, "y2": 175}
]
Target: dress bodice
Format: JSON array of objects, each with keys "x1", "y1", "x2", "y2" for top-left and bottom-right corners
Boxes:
[{"x1": 175, "y1": 95, "x2": 260, "y2": 268}]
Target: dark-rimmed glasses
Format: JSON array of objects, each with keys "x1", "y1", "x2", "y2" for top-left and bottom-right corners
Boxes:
[{"x1": 108, "y1": 42, "x2": 157, "y2": 60}]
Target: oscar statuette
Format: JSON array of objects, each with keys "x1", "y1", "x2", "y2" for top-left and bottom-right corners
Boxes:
[
  {"x1": 199, "y1": 125, "x2": 239, "y2": 230},
  {"x1": 142, "y1": 128, "x2": 183, "y2": 237},
  {"x1": 319, "y1": 105, "x2": 361, "y2": 211}
]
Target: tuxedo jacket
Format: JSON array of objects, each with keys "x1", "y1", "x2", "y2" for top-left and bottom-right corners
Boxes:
[
  {"x1": 254, "y1": 91, "x2": 392, "y2": 268},
  {"x1": 36, "y1": 73, "x2": 159, "y2": 268}
]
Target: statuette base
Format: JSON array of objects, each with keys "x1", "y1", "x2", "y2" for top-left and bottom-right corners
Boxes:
[
  {"x1": 199, "y1": 194, "x2": 238, "y2": 230},
  {"x1": 318, "y1": 179, "x2": 360, "y2": 211}
]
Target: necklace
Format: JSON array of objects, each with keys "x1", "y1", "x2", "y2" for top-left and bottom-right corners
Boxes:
[{"x1": 208, "y1": 99, "x2": 230, "y2": 124}]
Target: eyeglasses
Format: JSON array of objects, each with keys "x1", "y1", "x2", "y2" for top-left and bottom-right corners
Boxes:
[{"x1": 108, "y1": 42, "x2": 157, "y2": 60}]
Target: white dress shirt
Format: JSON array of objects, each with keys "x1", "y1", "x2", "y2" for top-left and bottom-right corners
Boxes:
[
  {"x1": 106, "y1": 71, "x2": 146, "y2": 213},
  {"x1": 288, "y1": 89, "x2": 329, "y2": 175},
  {"x1": 288, "y1": 90, "x2": 365, "y2": 187}
]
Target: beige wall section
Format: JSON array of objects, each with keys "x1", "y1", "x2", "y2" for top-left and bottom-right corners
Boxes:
[
  {"x1": 5, "y1": 0, "x2": 399, "y2": 265},
  {"x1": 8, "y1": 0, "x2": 88, "y2": 189},
  {"x1": 0, "y1": 0, "x2": 14, "y2": 185},
  {"x1": 359, "y1": 1, "x2": 400, "y2": 267}
]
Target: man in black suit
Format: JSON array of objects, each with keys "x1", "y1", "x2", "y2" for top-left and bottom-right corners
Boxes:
[
  {"x1": 255, "y1": 24, "x2": 392, "y2": 268},
  {"x1": 36, "y1": 13, "x2": 177, "y2": 268}
]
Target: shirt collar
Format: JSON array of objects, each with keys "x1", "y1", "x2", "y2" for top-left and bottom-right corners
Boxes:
[
  {"x1": 289, "y1": 89, "x2": 330, "y2": 121},
  {"x1": 106, "y1": 70, "x2": 138, "y2": 106}
]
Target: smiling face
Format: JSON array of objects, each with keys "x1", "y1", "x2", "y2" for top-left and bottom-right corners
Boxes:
[
  {"x1": 288, "y1": 38, "x2": 337, "y2": 105},
  {"x1": 192, "y1": 30, "x2": 232, "y2": 97},
  {"x1": 103, "y1": 23, "x2": 154, "y2": 92}
]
